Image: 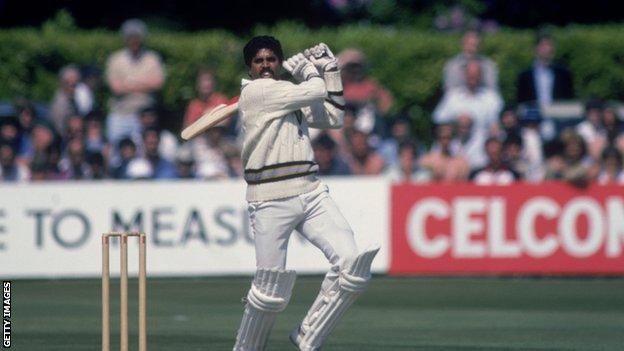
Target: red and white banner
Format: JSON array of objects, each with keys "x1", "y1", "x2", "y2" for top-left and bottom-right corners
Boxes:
[{"x1": 391, "y1": 183, "x2": 624, "y2": 275}]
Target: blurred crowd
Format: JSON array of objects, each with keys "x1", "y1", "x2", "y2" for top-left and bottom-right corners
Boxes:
[{"x1": 1, "y1": 20, "x2": 623, "y2": 186}]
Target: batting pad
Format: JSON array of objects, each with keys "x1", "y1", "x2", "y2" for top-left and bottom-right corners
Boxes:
[
  {"x1": 233, "y1": 269, "x2": 297, "y2": 351},
  {"x1": 292, "y1": 246, "x2": 380, "y2": 350}
]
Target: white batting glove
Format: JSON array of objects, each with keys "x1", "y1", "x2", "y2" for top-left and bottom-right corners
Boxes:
[
  {"x1": 282, "y1": 53, "x2": 320, "y2": 82},
  {"x1": 303, "y1": 43, "x2": 339, "y2": 73}
]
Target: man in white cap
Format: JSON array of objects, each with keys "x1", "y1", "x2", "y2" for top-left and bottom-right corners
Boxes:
[{"x1": 105, "y1": 18, "x2": 165, "y2": 157}]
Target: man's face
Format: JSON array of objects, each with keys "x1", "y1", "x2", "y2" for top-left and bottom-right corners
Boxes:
[
  {"x1": 536, "y1": 38, "x2": 555, "y2": 63},
  {"x1": 62, "y1": 70, "x2": 80, "y2": 95},
  {"x1": 249, "y1": 48, "x2": 281, "y2": 80},
  {"x1": 126, "y1": 35, "x2": 143, "y2": 53},
  {"x1": 197, "y1": 73, "x2": 215, "y2": 97},
  {"x1": 462, "y1": 31, "x2": 480, "y2": 56}
]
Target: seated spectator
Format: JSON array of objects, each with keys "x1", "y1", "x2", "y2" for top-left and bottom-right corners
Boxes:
[
  {"x1": 49, "y1": 64, "x2": 81, "y2": 135},
  {"x1": 443, "y1": 29, "x2": 498, "y2": 92},
  {"x1": 516, "y1": 30, "x2": 574, "y2": 106},
  {"x1": 346, "y1": 130, "x2": 385, "y2": 175},
  {"x1": 0, "y1": 141, "x2": 29, "y2": 181},
  {"x1": 596, "y1": 147, "x2": 624, "y2": 184},
  {"x1": 138, "y1": 107, "x2": 178, "y2": 162},
  {"x1": 105, "y1": 19, "x2": 165, "y2": 152},
  {"x1": 30, "y1": 120, "x2": 58, "y2": 165},
  {"x1": 603, "y1": 104, "x2": 624, "y2": 149},
  {"x1": 576, "y1": 99, "x2": 606, "y2": 161},
  {"x1": 192, "y1": 123, "x2": 236, "y2": 180},
  {"x1": 87, "y1": 152, "x2": 108, "y2": 180},
  {"x1": 59, "y1": 138, "x2": 92, "y2": 180},
  {"x1": 490, "y1": 107, "x2": 520, "y2": 140},
  {"x1": 433, "y1": 59, "x2": 503, "y2": 133},
  {"x1": 337, "y1": 48, "x2": 394, "y2": 136},
  {"x1": 111, "y1": 137, "x2": 138, "y2": 179},
  {"x1": 418, "y1": 123, "x2": 470, "y2": 181},
  {"x1": 385, "y1": 140, "x2": 431, "y2": 183},
  {"x1": 65, "y1": 115, "x2": 85, "y2": 141},
  {"x1": 377, "y1": 117, "x2": 416, "y2": 168},
  {"x1": 0, "y1": 115, "x2": 21, "y2": 154},
  {"x1": 450, "y1": 113, "x2": 487, "y2": 168},
  {"x1": 312, "y1": 133, "x2": 351, "y2": 176},
  {"x1": 545, "y1": 129, "x2": 598, "y2": 188},
  {"x1": 29, "y1": 154, "x2": 50, "y2": 182},
  {"x1": 139, "y1": 128, "x2": 176, "y2": 179},
  {"x1": 14, "y1": 99, "x2": 37, "y2": 159},
  {"x1": 470, "y1": 137, "x2": 519, "y2": 185},
  {"x1": 84, "y1": 112, "x2": 109, "y2": 156},
  {"x1": 503, "y1": 133, "x2": 530, "y2": 180},
  {"x1": 174, "y1": 146, "x2": 196, "y2": 179},
  {"x1": 183, "y1": 68, "x2": 229, "y2": 128}
]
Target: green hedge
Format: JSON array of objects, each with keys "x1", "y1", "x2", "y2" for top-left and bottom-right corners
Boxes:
[{"x1": 2, "y1": 23, "x2": 624, "y2": 136}]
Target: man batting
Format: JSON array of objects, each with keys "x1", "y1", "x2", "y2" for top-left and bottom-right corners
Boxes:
[{"x1": 232, "y1": 35, "x2": 379, "y2": 351}]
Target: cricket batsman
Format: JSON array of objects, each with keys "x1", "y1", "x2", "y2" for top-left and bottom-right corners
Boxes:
[{"x1": 232, "y1": 35, "x2": 379, "y2": 351}]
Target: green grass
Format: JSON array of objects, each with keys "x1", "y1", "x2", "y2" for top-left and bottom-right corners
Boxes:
[{"x1": 12, "y1": 276, "x2": 624, "y2": 350}]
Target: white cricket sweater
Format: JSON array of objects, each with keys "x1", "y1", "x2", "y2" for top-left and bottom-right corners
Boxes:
[{"x1": 239, "y1": 70, "x2": 345, "y2": 202}]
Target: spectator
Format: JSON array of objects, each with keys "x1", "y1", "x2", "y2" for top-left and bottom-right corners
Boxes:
[
  {"x1": 346, "y1": 130, "x2": 385, "y2": 175},
  {"x1": 503, "y1": 133, "x2": 530, "y2": 180},
  {"x1": 470, "y1": 137, "x2": 519, "y2": 185},
  {"x1": 138, "y1": 107, "x2": 178, "y2": 162},
  {"x1": 596, "y1": 147, "x2": 624, "y2": 184},
  {"x1": 192, "y1": 124, "x2": 235, "y2": 180},
  {"x1": 419, "y1": 123, "x2": 470, "y2": 181},
  {"x1": 491, "y1": 107, "x2": 520, "y2": 140},
  {"x1": 87, "y1": 152, "x2": 108, "y2": 180},
  {"x1": 545, "y1": 129, "x2": 598, "y2": 188},
  {"x1": 602, "y1": 104, "x2": 624, "y2": 150},
  {"x1": 139, "y1": 128, "x2": 176, "y2": 179},
  {"x1": 337, "y1": 48, "x2": 393, "y2": 136},
  {"x1": 65, "y1": 115, "x2": 85, "y2": 141},
  {"x1": 433, "y1": 59, "x2": 503, "y2": 133},
  {"x1": 59, "y1": 138, "x2": 92, "y2": 180},
  {"x1": 174, "y1": 146, "x2": 196, "y2": 179},
  {"x1": 312, "y1": 133, "x2": 351, "y2": 176},
  {"x1": 29, "y1": 154, "x2": 50, "y2": 182},
  {"x1": 516, "y1": 31, "x2": 574, "y2": 106},
  {"x1": 385, "y1": 140, "x2": 431, "y2": 183},
  {"x1": 0, "y1": 142, "x2": 29, "y2": 181},
  {"x1": 443, "y1": 29, "x2": 498, "y2": 91},
  {"x1": 0, "y1": 115, "x2": 21, "y2": 153},
  {"x1": 75, "y1": 65, "x2": 102, "y2": 116},
  {"x1": 84, "y1": 113, "x2": 109, "y2": 156},
  {"x1": 105, "y1": 19, "x2": 165, "y2": 151},
  {"x1": 14, "y1": 99, "x2": 37, "y2": 159},
  {"x1": 451, "y1": 113, "x2": 487, "y2": 168},
  {"x1": 576, "y1": 99, "x2": 606, "y2": 161},
  {"x1": 49, "y1": 64, "x2": 81, "y2": 135},
  {"x1": 377, "y1": 117, "x2": 416, "y2": 168},
  {"x1": 111, "y1": 137, "x2": 138, "y2": 179},
  {"x1": 183, "y1": 68, "x2": 230, "y2": 128},
  {"x1": 30, "y1": 120, "x2": 57, "y2": 164}
]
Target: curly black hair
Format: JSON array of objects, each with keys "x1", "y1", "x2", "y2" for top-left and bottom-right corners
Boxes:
[{"x1": 243, "y1": 35, "x2": 284, "y2": 67}]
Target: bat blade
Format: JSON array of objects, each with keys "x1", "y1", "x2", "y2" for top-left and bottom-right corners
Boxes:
[{"x1": 180, "y1": 102, "x2": 239, "y2": 140}]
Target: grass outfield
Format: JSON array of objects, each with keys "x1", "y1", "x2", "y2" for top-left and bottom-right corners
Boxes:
[{"x1": 12, "y1": 276, "x2": 624, "y2": 350}]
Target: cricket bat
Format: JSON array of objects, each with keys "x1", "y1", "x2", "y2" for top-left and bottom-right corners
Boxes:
[{"x1": 180, "y1": 102, "x2": 239, "y2": 140}]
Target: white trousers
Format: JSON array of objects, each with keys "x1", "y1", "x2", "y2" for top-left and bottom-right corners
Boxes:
[{"x1": 248, "y1": 183, "x2": 358, "y2": 270}]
